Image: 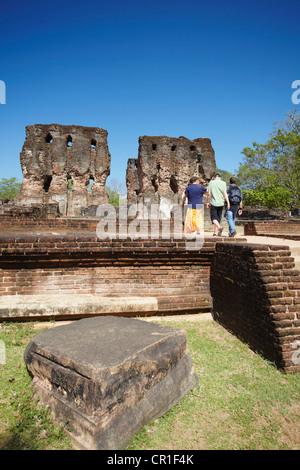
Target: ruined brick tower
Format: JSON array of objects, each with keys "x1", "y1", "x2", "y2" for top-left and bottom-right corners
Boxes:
[
  {"x1": 126, "y1": 135, "x2": 216, "y2": 216},
  {"x1": 14, "y1": 124, "x2": 111, "y2": 216}
]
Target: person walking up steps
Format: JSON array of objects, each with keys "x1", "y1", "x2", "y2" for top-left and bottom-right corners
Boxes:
[
  {"x1": 225, "y1": 176, "x2": 243, "y2": 237},
  {"x1": 207, "y1": 173, "x2": 230, "y2": 236}
]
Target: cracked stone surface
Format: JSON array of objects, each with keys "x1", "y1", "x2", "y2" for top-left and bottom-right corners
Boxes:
[{"x1": 24, "y1": 316, "x2": 199, "y2": 449}]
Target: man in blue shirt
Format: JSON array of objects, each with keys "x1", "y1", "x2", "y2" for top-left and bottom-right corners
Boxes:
[{"x1": 182, "y1": 176, "x2": 207, "y2": 234}]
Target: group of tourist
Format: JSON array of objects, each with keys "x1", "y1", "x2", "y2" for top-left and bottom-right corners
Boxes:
[{"x1": 181, "y1": 173, "x2": 243, "y2": 237}]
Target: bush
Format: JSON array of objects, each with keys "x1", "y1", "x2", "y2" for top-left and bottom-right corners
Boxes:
[{"x1": 242, "y1": 185, "x2": 293, "y2": 210}]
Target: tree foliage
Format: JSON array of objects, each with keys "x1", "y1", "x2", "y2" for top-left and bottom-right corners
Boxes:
[
  {"x1": 237, "y1": 109, "x2": 300, "y2": 209},
  {"x1": 216, "y1": 168, "x2": 233, "y2": 184},
  {"x1": 0, "y1": 177, "x2": 22, "y2": 199},
  {"x1": 105, "y1": 178, "x2": 127, "y2": 207}
]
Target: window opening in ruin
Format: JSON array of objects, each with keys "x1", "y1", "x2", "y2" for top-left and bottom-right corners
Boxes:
[
  {"x1": 67, "y1": 176, "x2": 73, "y2": 191},
  {"x1": 190, "y1": 145, "x2": 196, "y2": 151},
  {"x1": 45, "y1": 133, "x2": 53, "y2": 144},
  {"x1": 43, "y1": 175, "x2": 52, "y2": 192},
  {"x1": 86, "y1": 177, "x2": 94, "y2": 191},
  {"x1": 67, "y1": 136, "x2": 73, "y2": 147},
  {"x1": 91, "y1": 139, "x2": 97, "y2": 149},
  {"x1": 171, "y1": 145, "x2": 176, "y2": 151},
  {"x1": 151, "y1": 176, "x2": 158, "y2": 192},
  {"x1": 198, "y1": 164, "x2": 204, "y2": 177},
  {"x1": 152, "y1": 144, "x2": 157, "y2": 151},
  {"x1": 157, "y1": 163, "x2": 161, "y2": 172},
  {"x1": 170, "y1": 175, "x2": 178, "y2": 194}
]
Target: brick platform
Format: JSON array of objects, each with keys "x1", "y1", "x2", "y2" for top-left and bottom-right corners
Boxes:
[
  {"x1": 0, "y1": 234, "x2": 233, "y2": 319},
  {"x1": 1, "y1": 215, "x2": 300, "y2": 373},
  {"x1": 244, "y1": 220, "x2": 300, "y2": 240}
]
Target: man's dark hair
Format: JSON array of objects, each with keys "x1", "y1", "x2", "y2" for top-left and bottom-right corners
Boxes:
[
  {"x1": 214, "y1": 173, "x2": 220, "y2": 178},
  {"x1": 229, "y1": 177, "x2": 236, "y2": 184},
  {"x1": 190, "y1": 176, "x2": 199, "y2": 184}
]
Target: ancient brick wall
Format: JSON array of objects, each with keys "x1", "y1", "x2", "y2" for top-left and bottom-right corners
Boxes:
[
  {"x1": 0, "y1": 236, "x2": 218, "y2": 316},
  {"x1": 14, "y1": 124, "x2": 111, "y2": 217},
  {"x1": 210, "y1": 242, "x2": 300, "y2": 373},
  {"x1": 126, "y1": 136, "x2": 216, "y2": 215},
  {"x1": 244, "y1": 220, "x2": 300, "y2": 240}
]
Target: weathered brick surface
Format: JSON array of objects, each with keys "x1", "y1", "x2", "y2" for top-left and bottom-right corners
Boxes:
[
  {"x1": 13, "y1": 124, "x2": 111, "y2": 217},
  {"x1": 210, "y1": 242, "x2": 300, "y2": 373},
  {"x1": 244, "y1": 221, "x2": 300, "y2": 240},
  {"x1": 0, "y1": 236, "x2": 222, "y2": 315},
  {"x1": 126, "y1": 135, "x2": 216, "y2": 210},
  {"x1": 1, "y1": 228, "x2": 299, "y2": 373}
]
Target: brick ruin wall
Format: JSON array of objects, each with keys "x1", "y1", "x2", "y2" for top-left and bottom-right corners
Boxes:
[
  {"x1": 126, "y1": 136, "x2": 216, "y2": 215},
  {"x1": 211, "y1": 242, "x2": 300, "y2": 373},
  {"x1": 244, "y1": 220, "x2": 300, "y2": 240},
  {"x1": 13, "y1": 124, "x2": 111, "y2": 217}
]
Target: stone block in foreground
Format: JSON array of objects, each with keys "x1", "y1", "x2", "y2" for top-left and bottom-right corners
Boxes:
[{"x1": 24, "y1": 316, "x2": 199, "y2": 449}]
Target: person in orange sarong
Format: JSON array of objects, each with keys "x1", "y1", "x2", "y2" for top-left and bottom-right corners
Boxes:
[{"x1": 181, "y1": 176, "x2": 207, "y2": 234}]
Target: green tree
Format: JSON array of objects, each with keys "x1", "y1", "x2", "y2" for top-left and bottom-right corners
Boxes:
[
  {"x1": 0, "y1": 177, "x2": 22, "y2": 199},
  {"x1": 216, "y1": 168, "x2": 234, "y2": 184},
  {"x1": 105, "y1": 178, "x2": 127, "y2": 207},
  {"x1": 105, "y1": 186, "x2": 121, "y2": 206},
  {"x1": 237, "y1": 109, "x2": 300, "y2": 209}
]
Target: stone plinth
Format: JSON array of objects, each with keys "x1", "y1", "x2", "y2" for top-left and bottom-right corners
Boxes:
[{"x1": 24, "y1": 316, "x2": 199, "y2": 449}]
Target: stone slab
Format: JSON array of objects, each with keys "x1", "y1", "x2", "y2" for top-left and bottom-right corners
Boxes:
[
  {"x1": 24, "y1": 316, "x2": 199, "y2": 450},
  {"x1": 0, "y1": 295, "x2": 158, "y2": 320}
]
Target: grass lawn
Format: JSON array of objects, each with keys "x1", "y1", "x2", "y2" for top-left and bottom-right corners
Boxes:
[{"x1": 0, "y1": 317, "x2": 299, "y2": 450}]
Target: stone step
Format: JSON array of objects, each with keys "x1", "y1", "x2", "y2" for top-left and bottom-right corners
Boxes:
[{"x1": 0, "y1": 294, "x2": 212, "y2": 321}]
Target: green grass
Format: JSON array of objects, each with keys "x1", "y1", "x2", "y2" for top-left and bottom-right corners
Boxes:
[
  {"x1": 0, "y1": 318, "x2": 299, "y2": 450},
  {"x1": 0, "y1": 322, "x2": 73, "y2": 450},
  {"x1": 127, "y1": 318, "x2": 300, "y2": 450}
]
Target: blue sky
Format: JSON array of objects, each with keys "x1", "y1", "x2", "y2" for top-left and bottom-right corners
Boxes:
[{"x1": 0, "y1": 0, "x2": 299, "y2": 187}]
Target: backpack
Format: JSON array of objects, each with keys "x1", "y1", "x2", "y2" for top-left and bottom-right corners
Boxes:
[{"x1": 228, "y1": 185, "x2": 242, "y2": 204}]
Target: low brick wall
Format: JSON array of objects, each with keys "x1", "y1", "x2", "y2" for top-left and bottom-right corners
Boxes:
[
  {"x1": 244, "y1": 220, "x2": 300, "y2": 240},
  {"x1": 0, "y1": 215, "x2": 99, "y2": 232},
  {"x1": 1, "y1": 229, "x2": 299, "y2": 373},
  {"x1": 210, "y1": 242, "x2": 300, "y2": 373},
  {"x1": 0, "y1": 236, "x2": 221, "y2": 318}
]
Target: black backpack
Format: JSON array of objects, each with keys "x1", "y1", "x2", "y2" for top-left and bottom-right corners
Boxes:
[{"x1": 228, "y1": 185, "x2": 242, "y2": 204}]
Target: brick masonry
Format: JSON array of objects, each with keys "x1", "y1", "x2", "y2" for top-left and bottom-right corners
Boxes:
[
  {"x1": 244, "y1": 220, "x2": 300, "y2": 240},
  {"x1": 0, "y1": 221, "x2": 299, "y2": 373},
  {"x1": 0, "y1": 236, "x2": 219, "y2": 316},
  {"x1": 210, "y1": 242, "x2": 300, "y2": 373}
]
